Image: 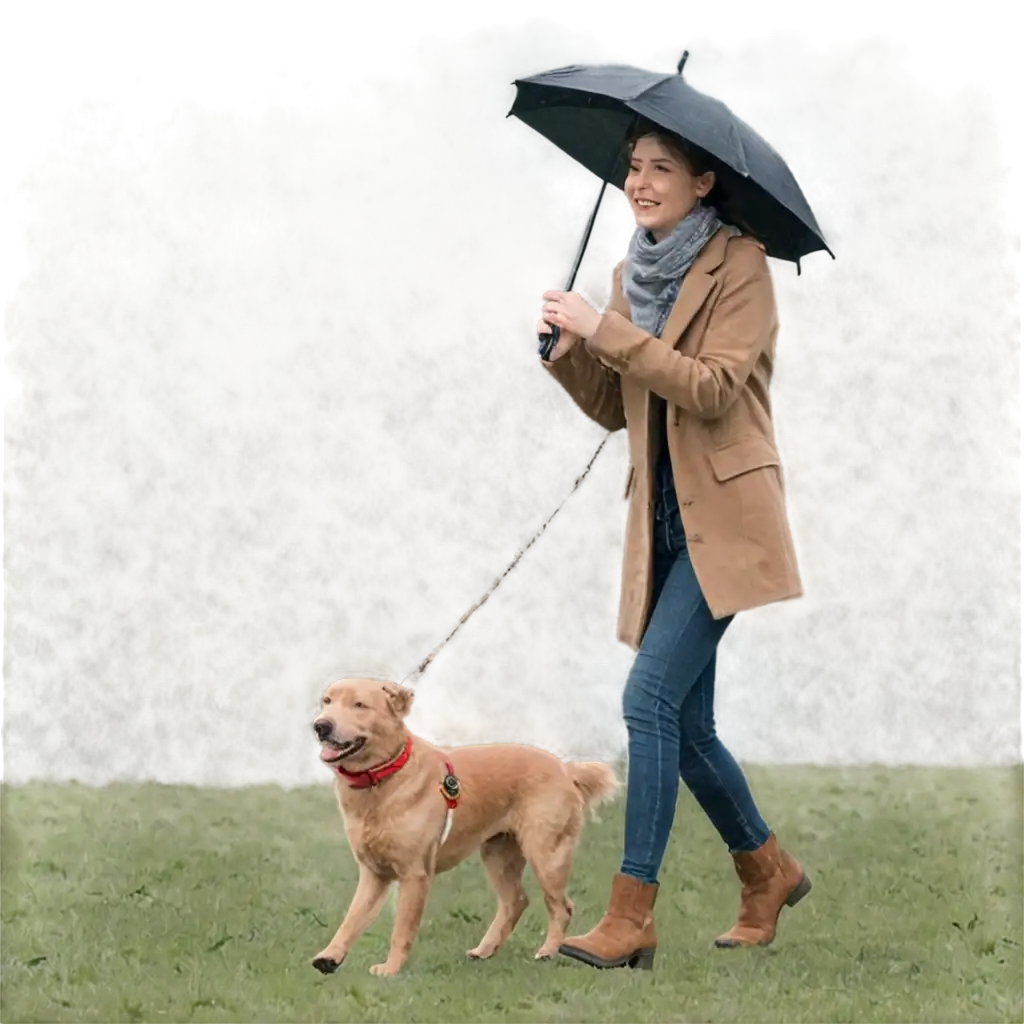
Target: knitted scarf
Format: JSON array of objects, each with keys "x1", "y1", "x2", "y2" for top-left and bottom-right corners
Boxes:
[{"x1": 621, "y1": 203, "x2": 726, "y2": 337}]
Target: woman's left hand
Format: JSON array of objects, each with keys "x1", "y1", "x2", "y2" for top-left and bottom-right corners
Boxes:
[{"x1": 541, "y1": 291, "x2": 603, "y2": 340}]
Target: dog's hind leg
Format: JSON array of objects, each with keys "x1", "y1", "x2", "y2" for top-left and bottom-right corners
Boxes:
[
  {"x1": 311, "y1": 866, "x2": 390, "y2": 974},
  {"x1": 467, "y1": 833, "x2": 529, "y2": 960},
  {"x1": 521, "y1": 826, "x2": 579, "y2": 960}
]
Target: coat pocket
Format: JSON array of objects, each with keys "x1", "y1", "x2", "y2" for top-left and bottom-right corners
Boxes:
[{"x1": 707, "y1": 436, "x2": 780, "y2": 482}]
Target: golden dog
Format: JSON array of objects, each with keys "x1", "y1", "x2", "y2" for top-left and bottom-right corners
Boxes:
[{"x1": 310, "y1": 677, "x2": 618, "y2": 976}]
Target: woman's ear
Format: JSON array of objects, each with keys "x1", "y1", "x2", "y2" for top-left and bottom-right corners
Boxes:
[{"x1": 696, "y1": 170, "x2": 716, "y2": 199}]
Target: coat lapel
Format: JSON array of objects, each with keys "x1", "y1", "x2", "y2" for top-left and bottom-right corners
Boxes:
[
  {"x1": 609, "y1": 226, "x2": 733, "y2": 499},
  {"x1": 656, "y1": 226, "x2": 730, "y2": 348},
  {"x1": 611, "y1": 224, "x2": 731, "y2": 332}
]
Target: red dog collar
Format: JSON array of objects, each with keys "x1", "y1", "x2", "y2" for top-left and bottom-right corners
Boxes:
[{"x1": 335, "y1": 736, "x2": 414, "y2": 788}]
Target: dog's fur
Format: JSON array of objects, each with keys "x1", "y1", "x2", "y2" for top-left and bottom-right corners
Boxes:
[{"x1": 310, "y1": 677, "x2": 618, "y2": 976}]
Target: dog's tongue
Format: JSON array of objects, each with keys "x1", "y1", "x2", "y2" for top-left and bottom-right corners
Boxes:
[{"x1": 320, "y1": 747, "x2": 342, "y2": 764}]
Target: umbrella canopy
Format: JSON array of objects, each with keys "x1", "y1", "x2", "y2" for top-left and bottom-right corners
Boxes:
[{"x1": 509, "y1": 60, "x2": 833, "y2": 266}]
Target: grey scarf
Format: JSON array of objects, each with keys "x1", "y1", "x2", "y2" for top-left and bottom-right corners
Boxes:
[{"x1": 621, "y1": 203, "x2": 726, "y2": 337}]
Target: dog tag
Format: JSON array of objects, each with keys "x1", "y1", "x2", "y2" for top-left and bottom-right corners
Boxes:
[{"x1": 441, "y1": 774, "x2": 460, "y2": 801}]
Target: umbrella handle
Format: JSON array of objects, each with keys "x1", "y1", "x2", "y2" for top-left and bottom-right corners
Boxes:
[
  {"x1": 534, "y1": 149, "x2": 629, "y2": 363},
  {"x1": 538, "y1": 323, "x2": 560, "y2": 360}
]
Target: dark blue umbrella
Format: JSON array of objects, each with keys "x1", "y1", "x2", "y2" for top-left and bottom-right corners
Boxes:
[{"x1": 509, "y1": 53, "x2": 833, "y2": 358}]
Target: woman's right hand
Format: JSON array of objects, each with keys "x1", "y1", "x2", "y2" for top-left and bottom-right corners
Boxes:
[{"x1": 536, "y1": 319, "x2": 581, "y2": 363}]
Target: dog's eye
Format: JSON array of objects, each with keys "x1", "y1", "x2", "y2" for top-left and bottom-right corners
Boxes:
[
  {"x1": 354, "y1": 701, "x2": 368, "y2": 709},
  {"x1": 322, "y1": 697, "x2": 331, "y2": 705}
]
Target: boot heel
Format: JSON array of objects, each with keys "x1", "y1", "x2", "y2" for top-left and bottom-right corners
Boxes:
[
  {"x1": 785, "y1": 873, "x2": 812, "y2": 907},
  {"x1": 629, "y1": 948, "x2": 656, "y2": 971}
]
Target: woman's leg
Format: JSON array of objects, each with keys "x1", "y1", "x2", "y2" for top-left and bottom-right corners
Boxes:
[
  {"x1": 677, "y1": 655, "x2": 770, "y2": 852},
  {"x1": 678, "y1": 657, "x2": 812, "y2": 948},
  {"x1": 559, "y1": 535, "x2": 726, "y2": 970},
  {"x1": 619, "y1": 550, "x2": 733, "y2": 883}
]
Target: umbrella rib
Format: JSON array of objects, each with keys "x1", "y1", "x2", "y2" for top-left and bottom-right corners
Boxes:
[
  {"x1": 623, "y1": 74, "x2": 677, "y2": 103},
  {"x1": 734, "y1": 125, "x2": 751, "y2": 178}
]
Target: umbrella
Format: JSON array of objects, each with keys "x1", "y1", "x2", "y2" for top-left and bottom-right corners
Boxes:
[{"x1": 508, "y1": 52, "x2": 833, "y2": 359}]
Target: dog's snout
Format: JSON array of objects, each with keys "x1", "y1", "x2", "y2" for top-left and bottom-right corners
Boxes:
[{"x1": 313, "y1": 718, "x2": 332, "y2": 741}]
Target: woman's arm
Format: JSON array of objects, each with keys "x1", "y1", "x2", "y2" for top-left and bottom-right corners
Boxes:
[
  {"x1": 584, "y1": 241, "x2": 776, "y2": 421},
  {"x1": 542, "y1": 339, "x2": 626, "y2": 432}
]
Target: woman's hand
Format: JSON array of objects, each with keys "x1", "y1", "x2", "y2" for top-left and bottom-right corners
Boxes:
[
  {"x1": 536, "y1": 318, "x2": 580, "y2": 362},
  {"x1": 541, "y1": 291, "x2": 603, "y2": 342}
]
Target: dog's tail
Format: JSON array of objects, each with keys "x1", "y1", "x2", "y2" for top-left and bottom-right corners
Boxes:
[{"x1": 567, "y1": 761, "x2": 620, "y2": 810}]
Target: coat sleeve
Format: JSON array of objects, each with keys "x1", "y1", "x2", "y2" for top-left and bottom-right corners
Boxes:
[
  {"x1": 541, "y1": 267, "x2": 627, "y2": 432},
  {"x1": 583, "y1": 240, "x2": 776, "y2": 421}
]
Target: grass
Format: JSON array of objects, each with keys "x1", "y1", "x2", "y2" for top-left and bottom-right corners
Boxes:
[{"x1": 1, "y1": 766, "x2": 1021, "y2": 1023}]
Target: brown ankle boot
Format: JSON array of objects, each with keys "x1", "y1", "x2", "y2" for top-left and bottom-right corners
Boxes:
[
  {"x1": 714, "y1": 833, "x2": 811, "y2": 947},
  {"x1": 559, "y1": 873, "x2": 658, "y2": 970}
]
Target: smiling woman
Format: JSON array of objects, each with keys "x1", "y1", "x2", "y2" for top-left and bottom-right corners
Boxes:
[
  {"x1": 623, "y1": 130, "x2": 719, "y2": 241},
  {"x1": 536, "y1": 113, "x2": 810, "y2": 971}
]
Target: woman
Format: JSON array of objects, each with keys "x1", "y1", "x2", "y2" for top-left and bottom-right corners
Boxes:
[{"x1": 537, "y1": 123, "x2": 810, "y2": 971}]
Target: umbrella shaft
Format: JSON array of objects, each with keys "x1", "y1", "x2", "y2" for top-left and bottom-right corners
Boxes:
[
  {"x1": 536, "y1": 178, "x2": 606, "y2": 362},
  {"x1": 538, "y1": 115, "x2": 636, "y2": 361},
  {"x1": 565, "y1": 179, "x2": 602, "y2": 292}
]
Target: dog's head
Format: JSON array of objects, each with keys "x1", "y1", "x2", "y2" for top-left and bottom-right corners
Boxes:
[{"x1": 312, "y1": 677, "x2": 414, "y2": 770}]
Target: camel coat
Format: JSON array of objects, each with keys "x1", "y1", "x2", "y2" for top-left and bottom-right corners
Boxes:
[{"x1": 545, "y1": 228, "x2": 802, "y2": 649}]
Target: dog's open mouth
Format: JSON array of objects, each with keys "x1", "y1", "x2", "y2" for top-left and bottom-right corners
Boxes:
[{"x1": 320, "y1": 736, "x2": 367, "y2": 764}]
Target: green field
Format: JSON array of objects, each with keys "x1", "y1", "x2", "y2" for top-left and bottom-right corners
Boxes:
[{"x1": 2, "y1": 766, "x2": 1021, "y2": 1023}]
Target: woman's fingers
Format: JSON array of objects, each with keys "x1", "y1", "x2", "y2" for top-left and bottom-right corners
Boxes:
[
  {"x1": 539, "y1": 290, "x2": 590, "y2": 358},
  {"x1": 547, "y1": 329, "x2": 580, "y2": 362},
  {"x1": 542, "y1": 304, "x2": 566, "y2": 332}
]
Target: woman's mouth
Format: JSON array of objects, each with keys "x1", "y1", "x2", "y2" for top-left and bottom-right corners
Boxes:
[{"x1": 635, "y1": 199, "x2": 659, "y2": 210}]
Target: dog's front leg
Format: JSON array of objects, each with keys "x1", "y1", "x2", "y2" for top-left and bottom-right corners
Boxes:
[
  {"x1": 369, "y1": 871, "x2": 432, "y2": 976},
  {"x1": 311, "y1": 866, "x2": 390, "y2": 974}
]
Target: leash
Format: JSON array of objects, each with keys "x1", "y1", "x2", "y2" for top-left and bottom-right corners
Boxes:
[{"x1": 401, "y1": 431, "x2": 613, "y2": 688}]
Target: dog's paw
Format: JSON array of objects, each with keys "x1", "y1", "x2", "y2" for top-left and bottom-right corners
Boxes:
[
  {"x1": 534, "y1": 944, "x2": 560, "y2": 960},
  {"x1": 311, "y1": 953, "x2": 344, "y2": 974},
  {"x1": 466, "y1": 945, "x2": 495, "y2": 960},
  {"x1": 369, "y1": 962, "x2": 401, "y2": 977}
]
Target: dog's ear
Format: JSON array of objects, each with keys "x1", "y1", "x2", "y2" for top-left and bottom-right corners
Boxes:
[{"x1": 382, "y1": 683, "x2": 414, "y2": 718}]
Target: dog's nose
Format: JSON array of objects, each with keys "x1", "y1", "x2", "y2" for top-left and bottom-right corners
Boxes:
[{"x1": 313, "y1": 719, "x2": 332, "y2": 741}]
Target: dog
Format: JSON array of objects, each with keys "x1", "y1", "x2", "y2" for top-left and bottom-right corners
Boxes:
[{"x1": 310, "y1": 677, "x2": 618, "y2": 976}]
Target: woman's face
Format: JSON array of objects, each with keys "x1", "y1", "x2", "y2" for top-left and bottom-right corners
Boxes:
[{"x1": 624, "y1": 135, "x2": 715, "y2": 241}]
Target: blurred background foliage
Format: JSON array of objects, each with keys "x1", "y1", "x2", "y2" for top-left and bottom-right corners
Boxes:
[{"x1": 2, "y1": 18, "x2": 1024, "y2": 782}]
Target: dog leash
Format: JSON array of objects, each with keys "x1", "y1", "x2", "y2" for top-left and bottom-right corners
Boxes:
[{"x1": 401, "y1": 431, "x2": 612, "y2": 688}]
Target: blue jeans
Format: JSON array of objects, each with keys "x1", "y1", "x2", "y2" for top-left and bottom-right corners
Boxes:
[{"x1": 620, "y1": 459, "x2": 771, "y2": 884}]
